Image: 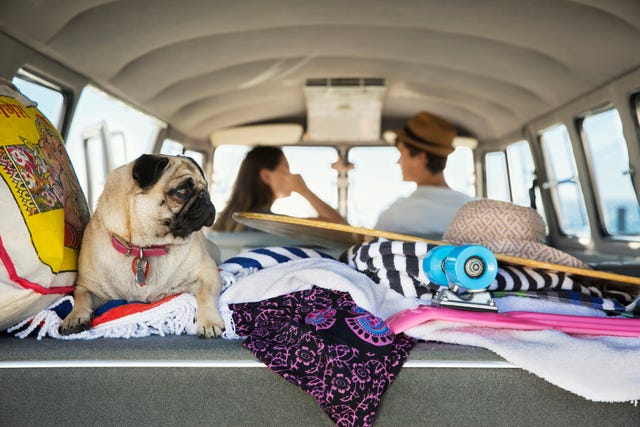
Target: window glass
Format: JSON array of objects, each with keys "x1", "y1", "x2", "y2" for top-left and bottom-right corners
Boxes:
[
  {"x1": 485, "y1": 151, "x2": 510, "y2": 201},
  {"x1": 274, "y1": 146, "x2": 339, "y2": 218},
  {"x1": 211, "y1": 145, "x2": 250, "y2": 213},
  {"x1": 505, "y1": 141, "x2": 537, "y2": 203},
  {"x1": 348, "y1": 147, "x2": 413, "y2": 227},
  {"x1": 160, "y1": 139, "x2": 184, "y2": 156},
  {"x1": 445, "y1": 146, "x2": 476, "y2": 197},
  {"x1": 11, "y1": 71, "x2": 65, "y2": 129},
  {"x1": 65, "y1": 86, "x2": 164, "y2": 210},
  {"x1": 184, "y1": 150, "x2": 204, "y2": 168},
  {"x1": 210, "y1": 145, "x2": 339, "y2": 219},
  {"x1": 159, "y1": 139, "x2": 205, "y2": 168},
  {"x1": 348, "y1": 146, "x2": 475, "y2": 228},
  {"x1": 539, "y1": 124, "x2": 589, "y2": 236},
  {"x1": 582, "y1": 108, "x2": 640, "y2": 235}
]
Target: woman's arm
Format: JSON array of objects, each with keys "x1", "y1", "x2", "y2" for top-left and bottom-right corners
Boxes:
[{"x1": 286, "y1": 174, "x2": 348, "y2": 224}]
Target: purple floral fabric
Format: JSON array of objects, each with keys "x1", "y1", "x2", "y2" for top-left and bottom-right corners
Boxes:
[{"x1": 230, "y1": 287, "x2": 416, "y2": 427}]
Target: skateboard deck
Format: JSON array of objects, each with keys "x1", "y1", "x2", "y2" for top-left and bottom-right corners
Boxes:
[
  {"x1": 386, "y1": 306, "x2": 640, "y2": 337},
  {"x1": 232, "y1": 212, "x2": 640, "y2": 291}
]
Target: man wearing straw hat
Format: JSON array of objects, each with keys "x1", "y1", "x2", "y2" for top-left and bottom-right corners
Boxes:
[{"x1": 375, "y1": 111, "x2": 474, "y2": 236}]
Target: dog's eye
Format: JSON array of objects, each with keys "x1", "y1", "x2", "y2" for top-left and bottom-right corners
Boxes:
[
  {"x1": 176, "y1": 187, "x2": 190, "y2": 198},
  {"x1": 170, "y1": 180, "x2": 194, "y2": 200}
]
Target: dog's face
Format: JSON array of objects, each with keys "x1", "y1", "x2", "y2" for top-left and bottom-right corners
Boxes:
[
  {"x1": 128, "y1": 154, "x2": 215, "y2": 240},
  {"x1": 132, "y1": 154, "x2": 216, "y2": 238}
]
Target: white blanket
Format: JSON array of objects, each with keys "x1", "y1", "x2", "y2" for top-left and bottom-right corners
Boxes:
[{"x1": 220, "y1": 258, "x2": 640, "y2": 403}]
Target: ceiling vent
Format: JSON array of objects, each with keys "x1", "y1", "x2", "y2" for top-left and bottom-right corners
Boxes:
[{"x1": 304, "y1": 78, "x2": 386, "y2": 142}]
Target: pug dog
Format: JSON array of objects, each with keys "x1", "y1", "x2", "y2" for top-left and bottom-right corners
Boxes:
[{"x1": 60, "y1": 154, "x2": 224, "y2": 338}]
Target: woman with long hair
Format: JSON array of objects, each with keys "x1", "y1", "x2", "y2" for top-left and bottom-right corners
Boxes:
[{"x1": 212, "y1": 146, "x2": 346, "y2": 231}]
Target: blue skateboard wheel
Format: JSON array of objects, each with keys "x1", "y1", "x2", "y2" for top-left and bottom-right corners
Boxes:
[
  {"x1": 443, "y1": 245, "x2": 497, "y2": 290},
  {"x1": 423, "y1": 245, "x2": 455, "y2": 286}
]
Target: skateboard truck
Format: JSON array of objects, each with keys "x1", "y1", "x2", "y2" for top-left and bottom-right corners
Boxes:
[{"x1": 423, "y1": 245, "x2": 499, "y2": 312}]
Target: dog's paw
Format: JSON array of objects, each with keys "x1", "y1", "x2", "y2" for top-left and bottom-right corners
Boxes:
[
  {"x1": 59, "y1": 314, "x2": 92, "y2": 335},
  {"x1": 195, "y1": 310, "x2": 225, "y2": 338}
]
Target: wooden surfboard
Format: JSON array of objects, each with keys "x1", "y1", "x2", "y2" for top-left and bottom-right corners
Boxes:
[{"x1": 232, "y1": 212, "x2": 640, "y2": 291}]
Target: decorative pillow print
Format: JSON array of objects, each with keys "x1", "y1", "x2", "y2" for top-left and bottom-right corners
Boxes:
[{"x1": 0, "y1": 81, "x2": 89, "y2": 330}]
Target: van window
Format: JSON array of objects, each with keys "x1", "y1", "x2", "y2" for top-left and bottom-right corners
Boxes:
[
  {"x1": 11, "y1": 70, "x2": 65, "y2": 129},
  {"x1": 505, "y1": 140, "x2": 546, "y2": 223},
  {"x1": 581, "y1": 108, "x2": 640, "y2": 236},
  {"x1": 539, "y1": 124, "x2": 589, "y2": 236},
  {"x1": 348, "y1": 146, "x2": 475, "y2": 228},
  {"x1": 485, "y1": 151, "x2": 510, "y2": 201},
  {"x1": 275, "y1": 146, "x2": 340, "y2": 218},
  {"x1": 159, "y1": 139, "x2": 205, "y2": 168},
  {"x1": 211, "y1": 145, "x2": 339, "y2": 220},
  {"x1": 65, "y1": 86, "x2": 164, "y2": 210},
  {"x1": 445, "y1": 146, "x2": 476, "y2": 197},
  {"x1": 348, "y1": 147, "x2": 414, "y2": 227},
  {"x1": 211, "y1": 145, "x2": 250, "y2": 213},
  {"x1": 160, "y1": 139, "x2": 184, "y2": 156}
]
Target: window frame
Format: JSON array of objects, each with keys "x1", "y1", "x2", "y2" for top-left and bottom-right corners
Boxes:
[
  {"x1": 577, "y1": 103, "x2": 640, "y2": 238},
  {"x1": 11, "y1": 68, "x2": 70, "y2": 132}
]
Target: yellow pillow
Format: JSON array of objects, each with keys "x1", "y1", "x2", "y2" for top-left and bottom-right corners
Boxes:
[{"x1": 0, "y1": 81, "x2": 89, "y2": 329}]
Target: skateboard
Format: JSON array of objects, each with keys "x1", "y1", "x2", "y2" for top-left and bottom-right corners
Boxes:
[
  {"x1": 232, "y1": 212, "x2": 640, "y2": 292},
  {"x1": 385, "y1": 305, "x2": 640, "y2": 337},
  {"x1": 402, "y1": 244, "x2": 640, "y2": 335}
]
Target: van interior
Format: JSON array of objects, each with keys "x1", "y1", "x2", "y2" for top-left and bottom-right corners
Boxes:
[{"x1": 1, "y1": 1, "x2": 640, "y2": 425}]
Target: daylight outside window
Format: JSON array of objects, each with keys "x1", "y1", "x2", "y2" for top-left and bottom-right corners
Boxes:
[
  {"x1": 12, "y1": 71, "x2": 65, "y2": 129},
  {"x1": 581, "y1": 108, "x2": 640, "y2": 236},
  {"x1": 485, "y1": 151, "x2": 510, "y2": 202},
  {"x1": 160, "y1": 139, "x2": 205, "y2": 168},
  {"x1": 539, "y1": 124, "x2": 589, "y2": 236},
  {"x1": 65, "y1": 86, "x2": 164, "y2": 210},
  {"x1": 348, "y1": 146, "x2": 475, "y2": 228},
  {"x1": 505, "y1": 140, "x2": 546, "y2": 223},
  {"x1": 348, "y1": 147, "x2": 414, "y2": 227},
  {"x1": 275, "y1": 147, "x2": 340, "y2": 218},
  {"x1": 210, "y1": 145, "x2": 339, "y2": 220}
]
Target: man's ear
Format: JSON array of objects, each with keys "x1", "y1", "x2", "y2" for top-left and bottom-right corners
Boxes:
[
  {"x1": 419, "y1": 151, "x2": 429, "y2": 168},
  {"x1": 259, "y1": 168, "x2": 271, "y2": 185}
]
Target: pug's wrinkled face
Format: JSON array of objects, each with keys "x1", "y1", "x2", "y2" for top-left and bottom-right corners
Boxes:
[{"x1": 132, "y1": 154, "x2": 215, "y2": 240}]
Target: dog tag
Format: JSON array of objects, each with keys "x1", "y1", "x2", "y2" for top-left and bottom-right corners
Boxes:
[{"x1": 132, "y1": 257, "x2": 149, "y2": 286}]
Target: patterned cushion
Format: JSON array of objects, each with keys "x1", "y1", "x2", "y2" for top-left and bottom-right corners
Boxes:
[{"x1": 0, "y1": 82, "x2": 89, "y2": 329}]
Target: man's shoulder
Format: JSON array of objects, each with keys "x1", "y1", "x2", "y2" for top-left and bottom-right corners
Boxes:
[{"x1": 413, "y1": 186, "x2": 474, "y2": 200}]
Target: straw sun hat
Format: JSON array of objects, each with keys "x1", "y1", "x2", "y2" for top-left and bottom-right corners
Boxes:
[{"x1": 443, "y1": 199, "x2": 589, "y2": 269}]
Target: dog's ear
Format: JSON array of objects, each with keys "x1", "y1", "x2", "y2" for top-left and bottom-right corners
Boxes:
[{"x1": 132, "y1": 154, "x2": 169, "y2": 189}]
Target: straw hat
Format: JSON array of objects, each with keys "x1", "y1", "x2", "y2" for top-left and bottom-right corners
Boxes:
[
  {"x1": 394, "y1": 111, "x2": 456, "y2": 156},
  {"x1": 443, "y1": 199, "x2": 589, "y2": 269}
]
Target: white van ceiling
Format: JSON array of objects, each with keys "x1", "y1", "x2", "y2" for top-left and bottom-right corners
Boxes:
[{"x1": 1, "y1": 0, "x2": 639, "y2": 145}]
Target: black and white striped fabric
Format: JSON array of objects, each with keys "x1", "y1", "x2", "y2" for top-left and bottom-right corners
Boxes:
[
  {"x1": 344, "y1": 238, "x2": 632, "y2": 310},
  {"x1": 343, "y1": 239, "x2": 434, "y2": 299}
]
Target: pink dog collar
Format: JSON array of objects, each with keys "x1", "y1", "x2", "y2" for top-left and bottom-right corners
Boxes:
[{"x1": 111, "y1": 236, "x2": 169, "y2": 257}]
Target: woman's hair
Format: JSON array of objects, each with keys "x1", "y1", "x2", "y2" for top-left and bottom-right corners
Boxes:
[{"x1": 212, "y1": 146, "x2": 285, "y2": 231}]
